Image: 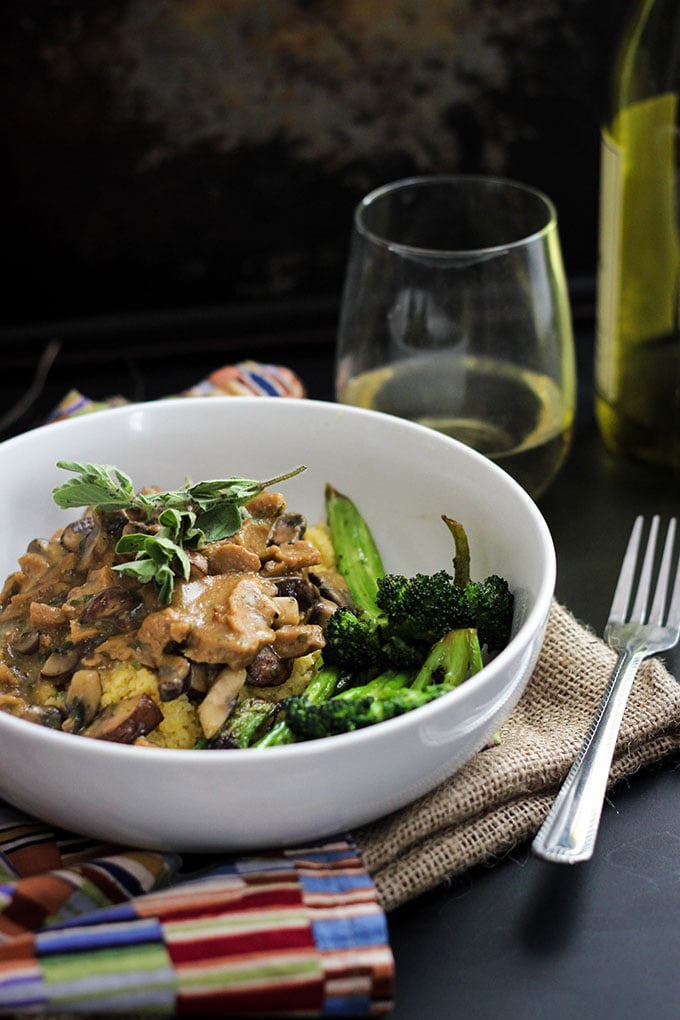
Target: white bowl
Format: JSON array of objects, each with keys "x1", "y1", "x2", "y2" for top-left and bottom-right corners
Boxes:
[{"x1": 0, "y1": 397, "x2": 554, "y2": 850}]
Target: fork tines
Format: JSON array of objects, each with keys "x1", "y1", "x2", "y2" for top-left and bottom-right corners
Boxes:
[{"x1": 610, "y1": 516, "x2": 680, "y2": 627}]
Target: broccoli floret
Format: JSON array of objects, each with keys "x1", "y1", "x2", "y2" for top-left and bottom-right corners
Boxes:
[
  {"x1": 381, "y1": 633, "x2": 427, "y2": 671},
  {"x1": 375, "y1": 569, "x2": 514, "y2": 654},
  {"x1": 376, "y1": 570, "x2": 463, "y2": 644},
  {"x1": 322, "y1": 607, "x2": 385, "y2": 673},
  {"x1": 285, "y1": 689, "x2": 441, "y2": 738},
  {"x1": 463, "y1": 574, "x2": 514, "y2": 652},
  {"x1": 286, "y1": 630, "x2": 483, "y2": 741}
]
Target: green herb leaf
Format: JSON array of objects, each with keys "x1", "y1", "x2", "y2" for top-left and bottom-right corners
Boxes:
[
  {"x1": 52, "y1": 461, "x2": 136, "y2": 511},
  {"x1": 53, "y1": 460, "x2": 306, "y2": 603},
  {"x1": 194, "y1": 502, "x2": 243, "y2": 543}
]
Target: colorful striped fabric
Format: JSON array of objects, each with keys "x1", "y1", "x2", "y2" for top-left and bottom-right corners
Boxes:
[
  {"x1": 0, "y1": 801, "x2": 393, "y2": 1017},
  {"x1": 46, "y1": 360, "x2": 307, "y2": 423}
]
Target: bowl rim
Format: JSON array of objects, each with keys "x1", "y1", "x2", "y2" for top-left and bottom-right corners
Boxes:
[{"x1": 0, "y1": 395, "x2": 556, "y2": 759}]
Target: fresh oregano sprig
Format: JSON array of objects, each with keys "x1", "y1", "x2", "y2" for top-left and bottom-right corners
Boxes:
[{"x1": 52, "y1": 461, "x2": 306, "y2": 604}]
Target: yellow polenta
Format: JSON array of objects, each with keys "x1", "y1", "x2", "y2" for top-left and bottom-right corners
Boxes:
[{"x1": 99, "y1": 663, "x2": 201, "y2": 749}]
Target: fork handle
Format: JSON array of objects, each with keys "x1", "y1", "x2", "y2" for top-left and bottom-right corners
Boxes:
[{"x1": 531, "y1": 648, "x2": 645, "y2": 864}]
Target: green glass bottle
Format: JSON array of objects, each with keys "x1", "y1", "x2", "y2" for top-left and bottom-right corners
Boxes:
[{"x1": 595, "y1": 0, "x2": 680, "y2": 473}]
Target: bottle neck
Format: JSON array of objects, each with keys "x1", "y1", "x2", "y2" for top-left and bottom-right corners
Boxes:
[{"x1": 609, "y1": 0, "x2": 680, "y2": 114}]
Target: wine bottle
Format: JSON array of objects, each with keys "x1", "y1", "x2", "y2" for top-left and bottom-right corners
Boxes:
[{"x1": 595, "y1": 0, "x2": 680, "y2": 474}]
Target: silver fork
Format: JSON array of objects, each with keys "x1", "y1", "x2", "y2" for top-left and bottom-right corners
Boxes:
[{"x1": 532, "y1": 515, "x2": 680, "y2": 864}]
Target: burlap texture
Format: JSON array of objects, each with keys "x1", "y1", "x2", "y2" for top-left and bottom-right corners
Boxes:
[{"x1": 355, "y1": 600, "x2": 680, "y2": 911}]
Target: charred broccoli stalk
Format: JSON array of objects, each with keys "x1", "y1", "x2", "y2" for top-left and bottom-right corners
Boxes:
[
  {"x1": 285, "y1": 628, "x2": 482, "y2": 740},
  {"x1": 252, "y1": 663, "x2": 343, "y2": 748},
  {"x1": 205, "y1": 697, "x2": 277, "y2": 749},
  {"x1": 325, "y1": 484, "x2": 385, "y2": 626}
]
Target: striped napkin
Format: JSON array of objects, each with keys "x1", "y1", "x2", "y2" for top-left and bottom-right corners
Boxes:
[{"x1": 0, "y1": 803, "x2": 393, "y2": 1017}]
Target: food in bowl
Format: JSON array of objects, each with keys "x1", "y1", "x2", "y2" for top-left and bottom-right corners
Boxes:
[
  {"x1": 0, "y1": 458, "x2": 513, "y2": 750},
  {"x1": 0, "y1": 398, "x2": 554, "y2": 850}
]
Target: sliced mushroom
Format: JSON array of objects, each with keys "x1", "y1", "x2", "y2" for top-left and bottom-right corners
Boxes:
[
  {"x1": 98, "y1": 510, "x2": 127, "y2": 542},
  {"x1": 245, "y1": 645, "x2": 293, "y2": 687},
  {"x1": 23, "y1": 704, "x2": 64, "y2": 729},
  {"x1": 273, "y1": 576, "x2": 318, "y2": 616},
  {"x1": 186, "y1": 662, "x2": 211, "y2": 702},
  {"x1": 198, "y1": 667, "x2": 247, "y2": 739},
  {"x1": 83, "y1": 693, "x2": 163, "y2": 743},
  {"x1": 77, "y1": 521, "x2": 104, "y2": 572},
  {"x1": 308, "y1": 597, "x2": 340, "y2": 628},
  {"x1": 308, "y1": 570, "x2": 355, "y2": 609},
  {"x1": 60, "y1": 516, "x2": 97, "y2": 552},
  {"x1": 63, "y1": 668, "x2": 102, "y2": 732},
  {"x1": 29, "y1": 601, "x2": 67, "y2": 630},
  {"x1": 10, "y1": 628, "x2": 40, "y2": 656},
  {"x1": 157, "y1": 656, "x2": 191, "y2": 702},
  {"x1": 271, "y1": 596, "x2": 301, "y2": 628},
  {"x1": 272, "y1": 623, "x2": 325, "y2": 660},
  {"x1": 79, "y1": 587, "x2": 142, "y2": 626},
  {"x1": 40, "y1": 644, "x2": 84, "y2": 680},
  {"x1": 266, "y1": 513, "x2": 307, "y2": 547}
]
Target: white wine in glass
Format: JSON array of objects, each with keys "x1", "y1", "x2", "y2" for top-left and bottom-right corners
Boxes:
[{"x1": 336, "y1": 175, "x2": 576, "y2": 500}]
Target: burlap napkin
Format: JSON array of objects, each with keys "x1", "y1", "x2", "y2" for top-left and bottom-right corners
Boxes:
[{"x1": 355, "y1": 599, "x2": 680, "y2": 911}]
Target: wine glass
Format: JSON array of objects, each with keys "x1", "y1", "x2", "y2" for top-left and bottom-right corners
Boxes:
[{"x1": 336, "y1": 175, "x2": 576, "y2": 499}]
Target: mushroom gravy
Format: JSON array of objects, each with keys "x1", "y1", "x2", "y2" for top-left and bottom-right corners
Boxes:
[{"x1": 0, "y1": 490, "x2": 348, "y2": 747}]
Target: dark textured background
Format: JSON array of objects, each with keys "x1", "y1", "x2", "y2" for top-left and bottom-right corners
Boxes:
[{"x1": 4, "y1": 0, "x2": 635, "y2": 333}]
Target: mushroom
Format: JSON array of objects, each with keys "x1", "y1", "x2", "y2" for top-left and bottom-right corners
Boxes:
[
  {"x1": 26, "y1": 538, "x2": 51, "y2": 556},
  {"x1": 98, "y1": 510, "x2": 127, "y2": 541},
  {"x1": 198, "y1": 667, "x2": 247, "y2": 739},
  {"x1": 9, "y1": 628, "x2": 40, "y2": 656},
  {"x1": 23, "y1": 704, "x2": 64, "y2": 729},
  {"x1": 186, "y1": 662, "x2": 211, "y2": 702},
  {"x1": 271, "y1": 596, "x2": 301, "y2": 628},
  {"x1": 266, "y1": 513, "x2": 307, "y2": 546},
  {"x1": 77, "y1": 521, "x2": 104, "y2": 572},
  {"x1": 157, "y1": 656, "x2": 191, "y2": 702},
  {"x1": 60, "y1": 516, "x2": 97, "y2": 552},
  {"x1": 82, "y1": 693, "x2": 163, "y2": 743},
  {"x1": 272, "y1": 624, "x2": 325, "y2": 659},
  {"x1": 308, "y1": 597, "x2": 340, "y2": 628},
  {"x1": 63, "y1": 668, "x2": 102, "y2": 732},
  {"x1": 40, "y1": 644, "x2": 84, "y2": 680},
  {"x1": 186, "y1": 550, "x2": 209, "y2": 577},
  {"x1": 79, "y1": 587, "x2": 142, "y2": 627},
  {"x1": 245, "y1": 645, "x2": 293, "y2": 687},
  {"x1": 308, "y1": 570, "x2": 355, "y2": 609},
  {"x1": 273, "y1": 576, "x2": 318, "y2": 617}
]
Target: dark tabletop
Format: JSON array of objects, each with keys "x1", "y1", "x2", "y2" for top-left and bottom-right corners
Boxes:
[
  {"x1": 2, "y1": 307, "x2": 679, "y2": 1020},
  {"x1": 387, "y1": 345, "x2": 680, "y2": 1020}
]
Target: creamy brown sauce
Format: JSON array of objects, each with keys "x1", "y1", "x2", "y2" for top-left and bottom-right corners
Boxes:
[{"x1": 0, "y1": 492, "x2": 341, "y2": 746}]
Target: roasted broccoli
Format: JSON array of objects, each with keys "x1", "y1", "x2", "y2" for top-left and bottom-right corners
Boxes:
[
  {"x1": 285, "y1": 628, "x2": 482, "y2": 740},
  {"x1": 375, "y1": 570, "x2": 463, "y2": 645},
  {"x1": 321, "y1": 606, "x2": 385, "y2": 673},
  {"x1": 254, "y1": 488, "x2": 514, "y2": 747},
  {"x1": 252, "y1": 663, "x2": 343, "y2": 748},
  {"x1": 462, "y1": 573, "x2": 514, "y2": 653},
  {"x1": 375, "y1": 570, "x2": 513, "y2": 653},
  {"x1": 204, "y1": 697, "x2": 277, "y2": 749}
]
